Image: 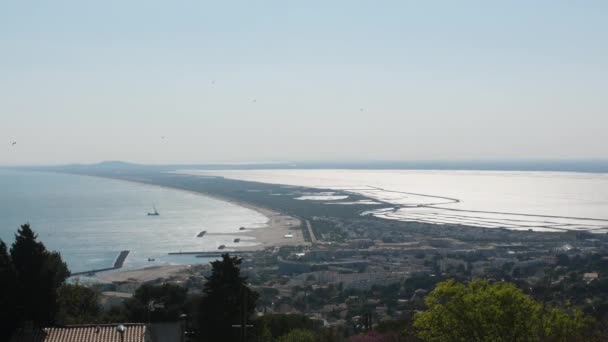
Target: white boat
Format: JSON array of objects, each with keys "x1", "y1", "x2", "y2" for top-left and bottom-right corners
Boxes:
[{"x1": 147, "y1": 205, "x2": 159, "y2": 216}]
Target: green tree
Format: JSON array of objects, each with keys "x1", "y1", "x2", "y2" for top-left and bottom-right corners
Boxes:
[
  {"x1": 56, "y1": 284, "x2": 100, "y2": 324},
  {"x1": 10, "y1": 224, "x2": 70, "y2": 326},
  {"x1": 277, "y1": 329, "x2": 316, "y2": 342},
  {"x1": 413, "y1": 279, "x2": 593, "y2": 342},
  {"x1": 198, "y1": 253, "x2": 259, "y2": 342},
  {"x1": 125, "y1": 283, "x2": 188, "y2": 322},
  {"x1": 0, "y1": 240, "x2": 18, "y2": 340},
  {"x1": 255, "y1": 314, "x2": 317, "y2": 340}
]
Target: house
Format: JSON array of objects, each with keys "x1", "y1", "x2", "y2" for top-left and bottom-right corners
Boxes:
[
  {"x1": 583, "y1": 272, "x2": 599, "y2": 284},
  {"x1": 10, "y1": 324, "x2": 148, "y2": 342},
  {"x1": 10, "y1": 323, "x2": 181, "y2": 342}
]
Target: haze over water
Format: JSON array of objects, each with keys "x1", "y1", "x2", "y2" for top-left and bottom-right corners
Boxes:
[
  {"x1": 0, "y1": 170, "x2": 268, "y2": 273},
  {"x1": 181, "y1": 169, "x2": 608, "y2": 233}
]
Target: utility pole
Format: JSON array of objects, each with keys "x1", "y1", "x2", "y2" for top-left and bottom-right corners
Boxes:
[
  {"x1": 231, "y1": 288, "x2": 253, "y2": 342},
  {"x1": 364, "y1": 312, "x2": 372, "y2": 331}
]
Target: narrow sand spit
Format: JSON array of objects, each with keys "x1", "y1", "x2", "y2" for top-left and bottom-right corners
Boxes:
[
  {"x1": 231, "y1": 208, "x2": 308, "y2": 251},
  {"x1": 98, "y1": 265, "x2": 191, "y2": 283}
]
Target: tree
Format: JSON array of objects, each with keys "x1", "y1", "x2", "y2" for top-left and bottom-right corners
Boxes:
[
  {"x1": 277, "y1": 329, "x2": 316, "y2": 342},
  {"x1": 125, "y1": 283, "x2": 188, "y2": 322},
  {"x1": 56, "y1": 284, "x2": 100, "y2": 324},
  {"x1": 255, "y1": 313, "x2": 316, "y2": 340},
  {"x1": 349, "y1": 331, "x2": 399, "y2": 342},
  {"x1": 0, "y1": 240, "x2": 18, "y2": 340},
  {"x1": 198, "y1": 253, "x2": 258, "y2": 341},
  {"x1": 10, "y1": 224, "x2": 70, "y2": 326},
  {"x1": 413, "y1": 279, "x2": 593, "y2": 342}
]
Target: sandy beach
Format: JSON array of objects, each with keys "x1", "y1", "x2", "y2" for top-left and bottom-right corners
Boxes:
[
  {"x1": 157, "y1": 185, "x2": 308, "y2": 251},
  {"x1": 78, "y1": 174, "x2": 310, "y2": 251},
  {"x1": 231, "y1": 207, "x2": 308, "y2": 251},
  {"x1": 97, "y1": 265, "x2": 191, "y2": 283},
  {"x1": 91, "y1": 182, "x2": 308, "y2": 283},
  {"x1": 132, "y1": 180, "x2": 309, "y2": 251}
]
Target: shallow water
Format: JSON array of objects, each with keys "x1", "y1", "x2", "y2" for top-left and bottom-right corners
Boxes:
[
  {"x1": 179, "y1": 169, "x2": 608, "y2": 233},
  {"x1": 0, "y1": 170, "x2": 268, "y2": 273}
]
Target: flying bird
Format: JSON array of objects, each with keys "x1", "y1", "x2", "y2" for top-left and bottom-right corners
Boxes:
[{"x1": 11, "y1": 141, "x2": 16, "y2": 146}]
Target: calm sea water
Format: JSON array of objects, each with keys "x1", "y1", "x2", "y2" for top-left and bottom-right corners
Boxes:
[
  {"x1": 180, "y1": 169, "x2": 608, "y2": 233},
  {"x1": 0, "y1": 170, "x2": 268, "y2": 273}
]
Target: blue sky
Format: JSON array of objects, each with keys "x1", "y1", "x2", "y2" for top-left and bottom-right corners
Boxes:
[{"x1": 1, "y1": 1, "x2": 607, "y2": 165}]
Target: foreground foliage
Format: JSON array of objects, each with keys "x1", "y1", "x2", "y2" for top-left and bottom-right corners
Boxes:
[
  {"x1": 198, "y1": 253, "x2": 259, "y2": 341},
  {"x1": 56, "y1": 284, "x2": 100, "y2": 324},
  {"x1": 413, "y1": 279, "x2": 593, "y2": 342},
  {"x1": 277, "y1": 328, "x2": 317, "y2": 342},
  {"x1": 0, "y1": 224, "x2": 70, "y2": 339}
]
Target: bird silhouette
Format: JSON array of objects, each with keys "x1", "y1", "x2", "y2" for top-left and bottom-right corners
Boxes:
[{"x1": 11, "y1": 141, "x2": 16, "y2": 146}]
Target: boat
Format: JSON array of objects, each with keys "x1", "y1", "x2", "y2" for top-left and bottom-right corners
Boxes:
[
  {"x1": 284, "y1": 233, "x2": 294, "y2": 238},
  {"x1": 239, "y1": 227, "x2": 246, "y2": 231},
  {"x1": 233, "y1": 238, "x2": 240, "y2": 243},
  {"x1": 148, "y1": 258, "x2": 155, "y2": 262},
  {"x1": 147, "y1": 205, "x2": 159, "y2": 216},
  {"x1": 218, "y1": 245, "x2": 226, "y2": 250},
  {"x1": 197, "y1": 230, "x2": 207, "y2": 237}
]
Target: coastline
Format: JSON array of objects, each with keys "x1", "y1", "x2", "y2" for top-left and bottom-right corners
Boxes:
[
  {"x1": 110, "y1": 176, "x2": 310, "y2": 252},
  {"x1": 7, "y1": 169, "x2": 309, "y2": 283},
  {"x1": 84, "y1": 177, "x2": 308, "y2": 283},
  {"x1": 97, "y1": 264, "x2": 192, "y2": 283},
  {"x1": 45, "y1": 169, "x2": 309, "y2": 251},
  {"x1": 114, "y1": 176, "x2": 310, "y2": 251}
]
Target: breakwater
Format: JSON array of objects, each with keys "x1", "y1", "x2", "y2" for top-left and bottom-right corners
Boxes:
[{"x1": 71, "y1": 250, "x2": 130, "y2": 276}]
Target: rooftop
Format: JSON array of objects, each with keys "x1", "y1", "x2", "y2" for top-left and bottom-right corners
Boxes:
[{"x1": 10, "y1": 324, "x2": 147, "y2": 342}]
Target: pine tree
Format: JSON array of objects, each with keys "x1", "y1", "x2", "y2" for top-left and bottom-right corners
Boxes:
[
  {"x1": 0, "y1": 240, "x2": 18, "y2": 339},
  {"x1": 10, "y1": 224, "x2": 70, "y2": 326},
  {"x1": 198, "y1": 253, "x2": 258, "y2": 341}
]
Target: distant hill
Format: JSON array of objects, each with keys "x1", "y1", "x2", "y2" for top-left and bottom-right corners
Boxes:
[{"x1": 11, "y1": 159, "x2": 608, "y2": 174}]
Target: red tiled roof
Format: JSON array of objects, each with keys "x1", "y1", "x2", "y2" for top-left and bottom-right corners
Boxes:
[{"x1": 11, "y1": 324, "x2": 147, "y2": 342}]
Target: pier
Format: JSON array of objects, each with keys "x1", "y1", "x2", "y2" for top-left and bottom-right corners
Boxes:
[
  {"x1": 72, "y1": 250, "x2": 130, "y2": 276},
  {"x1": 168, "y1": 251, "x2": 247, "y2": 258}
]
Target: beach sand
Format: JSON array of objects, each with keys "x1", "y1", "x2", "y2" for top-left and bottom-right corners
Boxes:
[
  {"x1": 95, "y1": 192, "x2": 308, "y2": 283},
  {"x1": 168, "y1": 187, "x2": 309, "y2": 252},
  {"x1": 98, "y1": 265, "x2": 191, "y2": 283},
  {"x1": 232, "y1": 207, "x2": 308, "y2": 251}
]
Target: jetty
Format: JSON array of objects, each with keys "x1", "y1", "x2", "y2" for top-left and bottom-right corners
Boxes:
[
  {"x1": 72, "y1": 250, "x2": 130, "y2": 276},
  {"x1": 169, "y1": 251, "x2": 246, "y2": 258}
]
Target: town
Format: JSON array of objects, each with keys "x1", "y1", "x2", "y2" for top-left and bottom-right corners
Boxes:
[{"x1": 66, "y1": 167, "x2": 608, "y2": 336}]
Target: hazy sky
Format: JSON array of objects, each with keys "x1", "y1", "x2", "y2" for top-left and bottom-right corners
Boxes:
[{"x1": 1, "y1": 1, "x2": 607, "y2": 165}]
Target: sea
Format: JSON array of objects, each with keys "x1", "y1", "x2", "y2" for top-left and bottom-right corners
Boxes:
[
  {"x1": 4, "y1": 167, "x2": 608, "y2": 273},
  {"x1": 0, "y1": 170, "x2": 268, "y2": 273}
]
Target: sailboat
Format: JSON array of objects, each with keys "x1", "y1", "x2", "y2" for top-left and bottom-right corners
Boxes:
[{"x1": 147, "y1": 205, "x2": 159, "y2": 216}]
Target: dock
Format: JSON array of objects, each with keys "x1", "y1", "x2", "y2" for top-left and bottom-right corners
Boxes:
[{"x1": 71, "y1": 250, "x2": 130, "y2": 276}]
